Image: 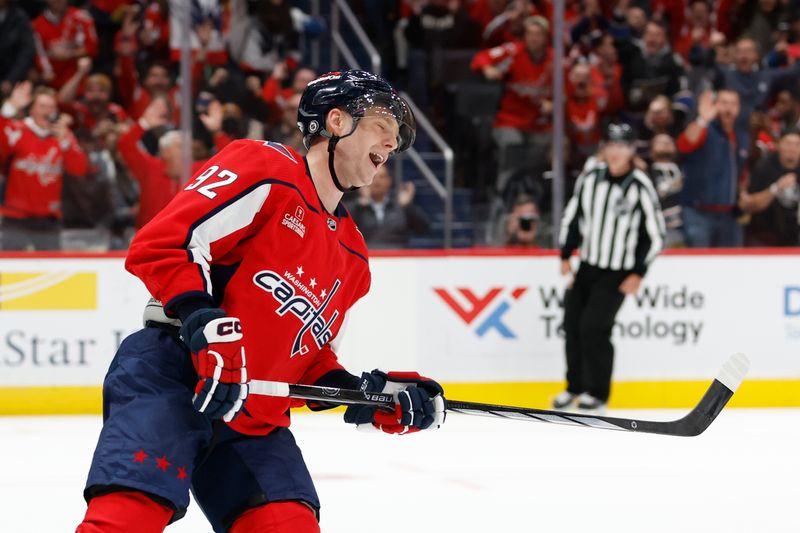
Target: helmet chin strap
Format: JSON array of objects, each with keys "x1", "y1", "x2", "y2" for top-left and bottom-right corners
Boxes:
[{"x1": 324, "y1": 120, "x2": 360, "y2": 193}]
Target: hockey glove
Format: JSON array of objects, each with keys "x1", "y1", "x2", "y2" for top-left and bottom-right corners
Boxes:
[
  {"x1": 344, "y1": 370, "x2": 446, "y2": 435},
  {"x1": 180, "y1": 308, "x2": 248, "y2": 422}
]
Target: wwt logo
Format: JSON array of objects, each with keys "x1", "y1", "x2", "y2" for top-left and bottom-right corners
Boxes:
[{"x1": 433, "y1": 287, "x2": 527, "y2": 338}]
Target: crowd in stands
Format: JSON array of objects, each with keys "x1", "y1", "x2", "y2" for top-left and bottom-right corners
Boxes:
[{"x1": 0, "y1": 0, "x2": 798, "y2": 251}]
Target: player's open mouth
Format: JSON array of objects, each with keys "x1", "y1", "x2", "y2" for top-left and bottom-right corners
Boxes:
[{"x1": 369, "y1": 152, "x2": 385, "y2": 167}]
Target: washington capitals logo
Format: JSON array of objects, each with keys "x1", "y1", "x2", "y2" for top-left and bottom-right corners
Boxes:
[
  {"x1": 253, "y1": 270, "x2": 341, "y2": 357},
  {"x1": 434, "y1": 287, "x2": 527, "y2": 338}
]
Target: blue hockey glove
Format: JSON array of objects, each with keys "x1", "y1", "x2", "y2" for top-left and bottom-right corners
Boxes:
[
  {"x1": 344, "y1": 370, "x2": 446, "y2": 435},
  {"x1": 180, "y1": 308, "x2": 248, "y2": 422}
]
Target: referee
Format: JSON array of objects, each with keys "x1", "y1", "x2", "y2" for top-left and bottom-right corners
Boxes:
[{"x1": 554, "y1": 123, "x2": 666, "y2": 413}]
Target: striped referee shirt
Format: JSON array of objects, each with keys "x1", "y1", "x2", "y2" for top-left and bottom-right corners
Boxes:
[{"x1": 559, "y1": 162, "x2": 666, "y2": 275}]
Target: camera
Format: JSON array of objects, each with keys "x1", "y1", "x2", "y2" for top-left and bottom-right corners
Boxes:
[{"x1": 519, "y1": 214, "x2": 538, "y2": 231}]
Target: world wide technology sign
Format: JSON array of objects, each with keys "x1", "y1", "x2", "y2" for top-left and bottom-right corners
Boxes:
[
  {"x1": 341, "y1": 254, "x2": 800, "y2": 383},
  {"x1": 1, "y1": 254, "x2": 799, "y2": 387}
]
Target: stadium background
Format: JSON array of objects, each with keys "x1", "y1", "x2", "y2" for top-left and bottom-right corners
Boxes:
[{"x1": 1, "y1": 0, "x2": 799, "y2": 414}]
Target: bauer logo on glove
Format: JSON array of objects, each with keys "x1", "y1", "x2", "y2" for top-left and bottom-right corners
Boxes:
[{"x1": 344, "y1": 370, "x2": 446, "y2": 435}]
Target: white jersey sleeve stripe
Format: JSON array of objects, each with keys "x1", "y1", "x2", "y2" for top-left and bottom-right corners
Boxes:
[{"x1": 188, "y1": 183, "x2": 272, "y2": 296}]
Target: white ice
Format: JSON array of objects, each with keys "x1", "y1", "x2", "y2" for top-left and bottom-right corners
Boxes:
[{"x1": 2, "y1": 409, "x2": 798, "y2": 533}]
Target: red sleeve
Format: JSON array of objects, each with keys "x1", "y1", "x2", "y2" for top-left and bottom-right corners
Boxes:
[
  {"x1": 213, "y1": 131, "x2": 233, "y2": 151},
  {"x1": 116, "y1": 121, "x2": 159, "y2": 183},
  {"x1": 114, "y1": 43, "x2": 137, "y2": 109},
  {"x1": 78, "y1": 9, "x2": 100, "y2": 58},
  {"x1": 260, "y1": 77, "x2": 284, "y2": 121},
  {"x1": 125, "y1": 140, "x2": 285, "y2": 312},
  {"x1": 62, "y1": 136, "x2": 89, "y2": 176},
  {"x1": 676, "y1": 125, "x2": 708, "y2": 153},
  {"x1": 298, "y1": 345, "x2": 347, "y2": 385},
  {"x1": 471, "y1": 42, "x2": 515, "y2": 71},
  {"x1": 0, "y1": 117, "x2": 17, "y2": 159}
]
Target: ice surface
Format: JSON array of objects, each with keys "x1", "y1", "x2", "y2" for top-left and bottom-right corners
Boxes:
[{"x1": 2, "y1": 409, "x2": 798, "y2": 532}]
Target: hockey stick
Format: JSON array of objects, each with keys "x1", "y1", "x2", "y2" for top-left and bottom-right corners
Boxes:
[{"x1": 249, "y1": 353, "x2": 749, "y2": 437}]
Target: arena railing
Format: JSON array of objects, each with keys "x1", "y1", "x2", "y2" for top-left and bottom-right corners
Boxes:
[{"x1": 329, "y1": 0, "x2": 455, "y2": 248}]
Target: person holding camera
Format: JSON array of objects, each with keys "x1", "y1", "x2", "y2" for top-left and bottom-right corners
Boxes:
[
  {"x1": 555, "y1": 123, "x2": 666, "y2": 413},
  {"x1": 0, "y1": 82, "x2": 87, "y2": 250},
  {"x1": 504, "y1": 193, "x2": 540, "y2": 246}
]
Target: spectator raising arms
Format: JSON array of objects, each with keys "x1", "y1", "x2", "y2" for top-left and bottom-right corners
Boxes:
[
  {"x1": 116, "y1": 97, "x2": 230, "y2": 228},
  {"x1": 0, "y1": 82, "x2": 88, "y2": 250},
  {"x1": 32, "y1": 0, "x2": 99, "y2": 90},
  {"x1": 471, "y1": 16, "x2": 554, "y2": 174},
  {"x1": 677, "y1": 89, "x2": 748, "y2": 247},
  {"x1": 57, "y1": 57, "x2": 129, "y2": 142}
]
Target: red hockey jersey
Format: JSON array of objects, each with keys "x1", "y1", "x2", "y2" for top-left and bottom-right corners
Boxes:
[
  {"x1": 0, "y1": 117, "x2": 88, "y2": 219},
  {"x1": 471, "y1": 42, "x2": 554, "y2": 132},
  {"x1": 32, "y1": 7, "x2": 99, "y2": 90},
  {"x1": 126, "y1": 140, "x2": 371, "y2": 436}
]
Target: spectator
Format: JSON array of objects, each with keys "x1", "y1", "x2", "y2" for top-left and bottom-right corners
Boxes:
[
  {"x1": 471, "y1": 16, "x2": 554, "y2": 176},
  {"x1": 57, "y1": 57, "x2": 129, "y2": 145},
  {"x1": 0, "y1": 82, "x2": 88, "y2": 250},
  {"x1": 648, "y1": 133, "x2": 684, "y2": 246},
  {"x1": 266, "y1": 92, "x2": 304, "y2": 152},
  {"x1": 480, "y1": 0, "x2": 539, "y2": 47},
  {"x1": 405, "y1": 0, "x2": 481, "y2": 50},
  {"x1": 617, "y1": 20, "x2": 687, "y2": 114},
  {"x1": 741, "y1": 0, "x2": 785, "y2": 56},
  {"x1": 769, "y1": 88, "x2": 800, "y2": 134},
  {"x1": 674, "y1": 0, "x2": 713, "y2": 60},
  {"x1": 260, "y1": 63, "x2": 316, "y2": 126},
  {"x1": 168, "y1": 0, "x2": 228, "y2": 66},
  {"x1": 32, "y1": 0, "x2": 99, "y2": 90},
  {"x1": 748, "y1": 109, "x2": 777, "y2": 166},
  {"x1": 346, "y1": 166, "x2": 430, "y2": 249},
  {"x1": 636, "y1": 95, "x2": 685, "y2": 154},
  {"x1": 677, "y1": 89, "x2": 747, "y2": 247},
  {"x1": 588, "y1": 32, "x2": 624, "y2": 119},
  {"x1": 740, "y1": 127, "x2": 800, "y2": 246},
  {"x1": 115, "y1": 98, "x2": 230, "y2": 228},
  {"x1": 565, "y1": 62, "x2": 602, "y2": 160},
  {"x1": 503, "y1": 193, "x2": 540, "y2": 246},
  {"x1": 716, "y1": 37, "x2": 800, "y2": 130},
  {"x1": 116, "y1": 58, "x2": 177, "y2": 122},
  {"x1": 0, "y1": 0, "x2": 35, "y2": 96},
  {"x1": 570, "y1": 0, "x2": 609, "y2": 50},
  {"x1": 228, "y1": 0, "x2": 302, "y2": 74}
]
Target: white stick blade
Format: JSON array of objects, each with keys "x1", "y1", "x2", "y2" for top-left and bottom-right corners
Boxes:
[
  {"x1": 249, "y1": 380, "x2": 290, "y2": 397},
  {"x1": 716, "y1": 353, "x2": 750, "y2": 392}
]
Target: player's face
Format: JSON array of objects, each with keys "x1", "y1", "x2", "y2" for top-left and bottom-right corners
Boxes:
[{"x1": 335, "y1": 107, "x2": 399, "y2": 188}]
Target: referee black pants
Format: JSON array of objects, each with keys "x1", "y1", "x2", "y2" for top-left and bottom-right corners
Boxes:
[{"x1": 563, "y1": 264, "x2": 628, "y2": 402}]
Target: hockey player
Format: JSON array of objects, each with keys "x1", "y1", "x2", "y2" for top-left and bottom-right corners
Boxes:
[{"x1": 76, "y1": 70, "x2": 446, "y2": 533}]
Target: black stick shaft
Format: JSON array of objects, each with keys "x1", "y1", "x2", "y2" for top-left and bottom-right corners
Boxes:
[{"x1": 249, "y1": 376, "x2": 738, "y2": 437}]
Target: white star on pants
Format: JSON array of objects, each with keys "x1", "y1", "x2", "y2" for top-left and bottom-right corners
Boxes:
[
  {"x1": 310, "y1": 278, "x2": 317, "y2": 288},
  {"x1": 296, "y1": 266, "x2": 304, "y2": 276},
  {"x1": 320, "y1": 289, "x2": 327, "y2": 298}
]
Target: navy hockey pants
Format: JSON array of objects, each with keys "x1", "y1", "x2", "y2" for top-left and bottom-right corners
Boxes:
[{"x1": 83, "y1": 327, "x2": 320, "y2": 532}]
